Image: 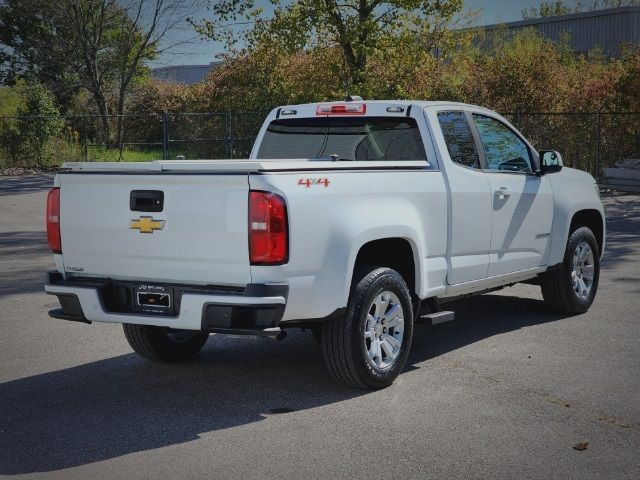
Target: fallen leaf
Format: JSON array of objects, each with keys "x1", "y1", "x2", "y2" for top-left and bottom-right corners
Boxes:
[{"x1": 573, "y1": 442, "x2": 589, "y2": 451}]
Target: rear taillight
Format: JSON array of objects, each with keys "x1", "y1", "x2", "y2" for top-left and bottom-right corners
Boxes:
[
  {"x1": 46, "y1": 187, "x2": 61, "y2": 253},
  {"x1": 249, "y1": 191, "x2": 288, "y2": 265}
]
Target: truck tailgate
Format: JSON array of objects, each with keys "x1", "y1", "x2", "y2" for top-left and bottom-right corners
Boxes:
[{"x1": 58, "y1": 173, "x2": 250, "y2": 286}]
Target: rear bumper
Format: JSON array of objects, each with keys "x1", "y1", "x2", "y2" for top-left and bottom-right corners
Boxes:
[{"x1": 45, "y1": 272, "x2": 287, "y2": 332}]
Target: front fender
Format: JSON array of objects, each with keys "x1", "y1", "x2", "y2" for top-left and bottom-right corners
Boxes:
[{"x1": 547, "y1": 168, "x2": 605, "y2": 266}]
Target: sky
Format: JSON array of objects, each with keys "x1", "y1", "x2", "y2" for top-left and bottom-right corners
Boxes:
[{"x1": 154, "y1": 0, "x2": 583, "y2": 67}]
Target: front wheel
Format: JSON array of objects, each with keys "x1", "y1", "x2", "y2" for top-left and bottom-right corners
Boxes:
[
  {"x1": 123, "y1": 324, "x2": 209, "y2": 362},
  {"x1": 321, "y1": 267, "x2": 414, "y2": 389},
  {"x1": 541, "y1": 226, "x2": 600, "y2": 314}
]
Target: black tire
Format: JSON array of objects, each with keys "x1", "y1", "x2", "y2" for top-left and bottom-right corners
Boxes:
[
  {"x1": 321, "y1": 267, "x2": 414, "y2": 389},
  {"x1": 123, "y1": 324, "x2": 209, "y2": 362},
  {"x1": 310, "y1": 326, "x2": 322, "y2": 344},
  {"x1": 541, "y1": 226, "x2": 600, "y2": 314}
]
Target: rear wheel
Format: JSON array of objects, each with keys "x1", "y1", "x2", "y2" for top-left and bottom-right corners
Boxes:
[
  {"x1": 123, "y1": 324, "x2": 209, "y2": 362},
  {"x1": 310, "y1": 326, "x2": 322, "y2": 344},
  {"x1": 321, "y1": 267, "x2": 414, "y2": 389},
  {"x1": 541, "y1": 226, "x2": 600, "y2": 314}
]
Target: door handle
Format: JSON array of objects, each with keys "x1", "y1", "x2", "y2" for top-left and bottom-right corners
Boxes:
[
  {"x1": 494, "y1": 187, "x2": 511, "y2": 200},
  {"x1": 130, "y1": 190, "x2": 164, "y2": 212}
]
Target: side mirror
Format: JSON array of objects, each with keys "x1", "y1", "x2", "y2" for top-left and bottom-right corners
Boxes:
[{"x1": 539, "y1": 150, "x2": 563, "y2": 174}]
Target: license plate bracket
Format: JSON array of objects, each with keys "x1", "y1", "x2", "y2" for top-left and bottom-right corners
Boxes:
[{"x1": 134, "y1": 284, "x2": 174, "y2": 314}]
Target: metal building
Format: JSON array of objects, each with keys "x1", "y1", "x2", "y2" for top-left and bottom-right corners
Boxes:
[
  {"x1": 481, "y1": 6, "x2": 640, "y2": 56},
  {"x1": 151, "y1": 61, "x2": 224, "y2": 85}
]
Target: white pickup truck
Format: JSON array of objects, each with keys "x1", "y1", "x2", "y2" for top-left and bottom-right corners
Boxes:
[{"x1": 44, "y1": 100, "x2": 605, "y2": 389}]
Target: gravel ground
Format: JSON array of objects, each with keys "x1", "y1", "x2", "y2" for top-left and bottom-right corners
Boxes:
[{"x1": 0, "y1": 176, "x2": 638, "y2": 480}]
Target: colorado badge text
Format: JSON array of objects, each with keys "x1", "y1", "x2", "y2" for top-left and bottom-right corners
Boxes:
[{"x1": 129, "y1": 216, "x2": 165, "y2": 234}]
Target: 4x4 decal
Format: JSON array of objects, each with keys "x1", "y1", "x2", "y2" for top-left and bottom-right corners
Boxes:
[{"x1": 298, "y1": 178, "x2": 330, "y2": 188}]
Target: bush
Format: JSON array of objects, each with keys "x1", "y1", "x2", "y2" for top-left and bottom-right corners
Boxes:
[
  {"x1": 125, "y1": 28, "x2": 639, "y2": 116},
  {"x1": 0, "y1": 83, "x2": 67, "y2": 167}
]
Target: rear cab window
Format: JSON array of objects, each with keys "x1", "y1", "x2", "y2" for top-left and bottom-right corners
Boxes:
[
  {"x1": 256, "y1": 116, "x2": 428, "y2": 162},
  {"x1": 436, "y1": 111, "x2": 480, "y2": 169}
]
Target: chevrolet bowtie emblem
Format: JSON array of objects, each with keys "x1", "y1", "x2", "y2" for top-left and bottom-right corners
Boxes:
[{"x1": 129, "y1": 216, "x2": 165, "y2": 234}]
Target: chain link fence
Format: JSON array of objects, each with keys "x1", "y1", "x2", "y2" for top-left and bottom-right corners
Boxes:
[
  {"x1": 507, "y1": 111, "x2": 640, "y2": 176},
  {"x1": 1, "y1": 110, "x2": 639, "y2": 177},
  {"x1": 0, "y1": 112, "x2": 266, "y2": 167}
]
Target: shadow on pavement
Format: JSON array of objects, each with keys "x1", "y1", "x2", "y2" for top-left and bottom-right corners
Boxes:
[
  {"x1": 413, "y1": 293, "x2": 570, "y2": 361},
  {"x1": 600, "y1": 228, "x2": 639, "y2": 272},
  {"x1": 0, "y1": 332, "x2": 359, "y2": 474},
  {"x1": 0, "y1": 179, "x2": 636, "y2": 473},
  {"x1": 601, "y1": 194, "x2": 640, "y2": 271},
  {"x1": 0, "y1": 293, "x2": 571, "y2": 474},
  {"x1": 0, "y1": 175, "x2": 53, "y2": 196},
  {"x1": 0, "y1": 231, "x2": 49, "y2": 298}
]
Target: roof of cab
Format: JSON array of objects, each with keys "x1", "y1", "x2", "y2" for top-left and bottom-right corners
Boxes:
[{"x1": 271, "y1": 99, "x2": 497, "y2": 117}]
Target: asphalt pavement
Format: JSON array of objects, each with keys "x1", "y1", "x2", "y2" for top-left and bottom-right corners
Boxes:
[{"x1": 0, "y1": 175, "x2": 638, "y2": 480}]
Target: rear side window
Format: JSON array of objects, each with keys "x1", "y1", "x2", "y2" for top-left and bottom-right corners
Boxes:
[
  {"x1": 257, "y1": 117, "x2": 427, "y2": 162},
  {"x1": 437, "y1": 111, "x2": 480, "y2": 169}
]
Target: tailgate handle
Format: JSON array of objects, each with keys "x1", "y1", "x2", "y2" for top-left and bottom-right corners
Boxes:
[{"x1": 130, "y1": 190, "x2": 164, "y2": 212}]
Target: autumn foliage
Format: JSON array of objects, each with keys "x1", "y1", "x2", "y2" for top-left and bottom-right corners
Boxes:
[{"x1": 127, "y1": 28, "x2": 640, "y2": 115}]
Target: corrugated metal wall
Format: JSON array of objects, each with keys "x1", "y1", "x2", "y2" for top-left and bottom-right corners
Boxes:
[
  {"x1": 484, "y1": 6, "x2": 640, "y2": 56},
  {"x1": 151, "y1": 62, "x2": 223, "y2": 85}
]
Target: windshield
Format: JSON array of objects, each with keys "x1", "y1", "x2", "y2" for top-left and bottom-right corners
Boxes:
[{"x1": 256, "y1": 116, "x2": 427, "y2": 161}]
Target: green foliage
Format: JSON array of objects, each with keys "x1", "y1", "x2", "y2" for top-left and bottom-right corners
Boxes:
[
  {"x1": 193, "y1": 0, "x2": 469, "y2": 90},
  {"x1": 87, "y1": 145, "x2": 162, "y2": 161},
  {"x1": 0, "y1": 83, "x2": 65, "y2": 166},
  {"x1": 0, "y1": 81, "x2": 27, "y2": 116},
  {"x1": 130, "y1": 25, "x2": 628, "y2": 113},
  {"x1": 0, "y1": 0, "x2": 83, "y2": 107},
  {"x1": 0, "y1": 0, "x2": 159, "y2": 122},
  {"x1": 4, "y1": 19, "x2": 640, "y2": 171},
  {"x1": 17, "y1": 83, "x2": 63, "y2": 144},
  {"x1": 127, "y1": 25, "x2": 640, "y2": 116},
  {"x1": 613, "y1": 45, "x2": 640, "y2": 111},
  {"x1": 119, "y1": 26, "x2": 640, "y2": 174}
]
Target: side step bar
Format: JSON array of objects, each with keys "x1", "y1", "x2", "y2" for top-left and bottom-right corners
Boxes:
[
  {"x1": 419, "y1": 311, "x2": 455, "y2": 325},
  {"x1": 208, "y1": 326, "x2": 288, "y2": 340}
]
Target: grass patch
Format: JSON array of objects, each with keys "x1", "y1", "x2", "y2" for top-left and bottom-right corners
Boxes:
[{"x1": 87, "y1": 146, "x2": 163, "y2": 162}]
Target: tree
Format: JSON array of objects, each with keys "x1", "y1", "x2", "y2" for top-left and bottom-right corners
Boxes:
[
  {"x1": 0, "y1": 81, "x2": 26, "y2": 117},
  {"x1": 1, "y1": 0, "x2": 200, "y2": 149},
  {"x1": 522, "y1": 1, "x2": 572, "y2": 19},
  {"x1": 0, "y1": 82, "x2": 63, "y2": 165},
  {"x1": 0, "y1": 0, "x2": 84, "y2": 107},
  {"x1": 16, "y1": 83, "x2": 63, "y2": 157},
  {"x1": 193, "y1": 0, "x2": 468, "y2": 92},
  {"x1": 64, "y1": 0, "x2": 200, "y2": 148},
  {"x1": 614, "y1": 46, "x2": 640, "y2": 110}
]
